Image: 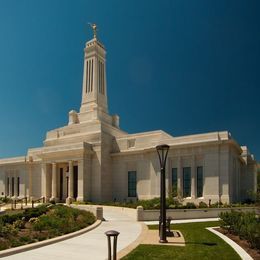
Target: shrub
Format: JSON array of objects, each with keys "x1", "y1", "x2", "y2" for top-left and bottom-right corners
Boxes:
[
  {"x1": 209, "y1": 202, "x2": 221, "y2": 208},
  {"x1": 0, "y1": 197, "x2": 12, "y2": 204},
  {"x1": 23, "y1": 204, "x2": 49, "y2": 221},
  {"x1": 0, "y1": 239, "x2": 9, "y2": 250},
  {"x1": 220, "y1": 210, "x2": 260, "y2": 249},
  {"x1": 19, "y1": 236, "x2": 32, "y2": 243},
  {"x1": 198, "y1": 201, "x2": 208, "y2": 208},
  {"x1": 13, "y1": 219, "x2": 25, "y2": 229},
  {"x1": 0, "y1": 212, "x2": 24, "y2": 225},
  {"x1": 32, "y1": 215, "x2": 61, "y2": 232},
  {"x1": 185, "y1": 202, "x2": 197, "y2": 209},
  {"x1": 32, "y1": 205, "x2": 95, "y2": 235},
  {"x1": 1, "y1": 224, "x2": 18, "y2": 236},
  {"x1": 10, "y1": 238, "x2": 24, "y2": 247}
]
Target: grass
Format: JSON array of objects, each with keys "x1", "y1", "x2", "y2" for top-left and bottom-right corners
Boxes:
[{"x1": 122, "y1": 221, "x2": 241, "y2": 260}]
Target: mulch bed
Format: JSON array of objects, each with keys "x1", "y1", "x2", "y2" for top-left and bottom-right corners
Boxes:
[{"x1": 215, "y1": 228, "x2": 260, "y2": 260}]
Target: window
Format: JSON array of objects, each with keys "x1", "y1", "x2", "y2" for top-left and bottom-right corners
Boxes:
[
  {"x1": 17, "y1": 177, "x2": 20, "y2": 197},
  {"x1": 128, "y1": 171, "x2": 137, "y2": 197},
  {"x1": 7, "y1": 177, "x2": 9, "y2": 196},
  {"x1": 11, "y1": 177, "x2": 14, "y2": 197},
  {"x1": 183, "y1": 167, "x2": 191, "y2": 197},
  {"x1": 172, "y1": 168, "x2": 178, "y2": 196},
  {"x1": 197, "y1": 166, "x2": 203, "y2": 197},
  {"x1": 86, "y1": 60, "x2": 89, "y2": 93}
]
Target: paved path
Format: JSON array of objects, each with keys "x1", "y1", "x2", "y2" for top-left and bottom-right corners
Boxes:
[{"x1": 2, "y1": 206, "x2": 142, "y2": 260}]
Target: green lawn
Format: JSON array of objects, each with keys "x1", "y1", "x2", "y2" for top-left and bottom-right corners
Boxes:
[{"x1": 122, "y1": 221, "x2": 241, "y2": 260}]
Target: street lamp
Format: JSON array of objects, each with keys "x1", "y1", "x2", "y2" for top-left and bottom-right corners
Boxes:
[{"x1": 156, "y1": 144, "x2": 170, "y2": 243}]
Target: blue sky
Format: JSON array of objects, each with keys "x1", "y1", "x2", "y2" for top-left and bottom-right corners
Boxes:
[{"x1": 0, "y1": 0, "x2": 259, "y2": 160}]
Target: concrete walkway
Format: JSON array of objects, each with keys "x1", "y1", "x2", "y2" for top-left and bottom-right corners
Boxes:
[{"x1": 1, "y1": 206, "x2": 142, "y2": 260}]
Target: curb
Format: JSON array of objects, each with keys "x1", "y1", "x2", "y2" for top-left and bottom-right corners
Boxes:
[
  {"x1": 206, "y1": 227, "x2": 253, "y2": 260},
  {"x1": 0, "y1": 219, "x2": 102, "y2": 258}
]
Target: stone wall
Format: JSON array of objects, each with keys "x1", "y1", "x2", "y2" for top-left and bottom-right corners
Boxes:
[{"x1": 136, "y1": 206, "x2": 257, "y2": 221}]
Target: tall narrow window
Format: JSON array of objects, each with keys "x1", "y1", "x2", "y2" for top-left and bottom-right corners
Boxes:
[
  {"x1": 172, "y1": 168, "x2": 178, "y2": 196},
  {"x1": 88, "y1": 59, "x2": 91, "y2": 92},
  {"x1": 128, "y1": 171, "x2": 137, "y2": 197},
  {"x1": 7, "y1": 177, "x2": 9, "y2": 196},
  {"x1": 183, "y1": 167, "x2": 191, "y2": 197},
  {"x1": 86, "y1": 60, "x2": 89, "y2": 93},
  {"x1": 102, "y1": 63, "x2": 105, "y2": 94},
  {"x1": 99, "y1": 60, "x2": 101, "y2": 93},
  {"x1": 197, "y1": 166, "x2": 203, "y2": 197},
  {"x1": 91, "y1": 59, "x2": 93, "y2": 91},
  {"x1": 17, "y1": 177, "x2": 20, "y2": 197},
  {"x1": 11, "y1": 177, "x2": 14, "y2": 197}
]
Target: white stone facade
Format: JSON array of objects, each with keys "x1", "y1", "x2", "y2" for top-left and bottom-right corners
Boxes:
[{"x1": 0, "y1": 34, "x2": 257, "y2": 204}]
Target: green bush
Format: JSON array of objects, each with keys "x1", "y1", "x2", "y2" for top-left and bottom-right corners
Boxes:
[
  {"x1": 0, "y1": 204, "x2": 95, "y2": 251},
  {"x1": 0, "y1": 197, "x2": 12, "y2": 204},
  {"x1": 1, "y1": 224, "x2": 18, "y2": 236},
  {"x1": 32, "y1": 205, "x2": 95, "y2": 235},
  {"x1": 220, "y1": 210, "x2": 260, "y2": 249},
  {"x1": 13, "y1": 219, "x2": 25, "y2": 229},
  {"x1": 19, "y1": 236, "x2": 32, "y2": 243},
  {"x1": 23, "y1": 204, "x2": 49, "y2": 221},
  {"x1": 0, "y1": 239, "x2": 9, "y2": 250},
  {"x1": 185, "y1": 202, "x2": 197, "y2": 209},
  {"x1": 0, "y1": 212, "x2": 24, "y2": 224},
  {"x1": 10, "y1": 238, "x2": 24, "y2": 247},
  {"x1": 198, "y1": 201, "x2": 208, "y2": 208}
]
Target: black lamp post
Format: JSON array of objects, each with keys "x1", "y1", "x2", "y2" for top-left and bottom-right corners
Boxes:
[{"x1": 156, "y1": 144, "x2": 170, "y2": 243}]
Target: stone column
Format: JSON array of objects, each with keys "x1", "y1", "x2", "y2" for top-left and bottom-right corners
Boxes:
[
  {"x1": 41, "y1": 163, "x2": 49, "y2": 201},
  {"x1": 66, "y1": 161, "x2": 74, "y2": 203},
  {"x1": 77, "y1": 160, "x2": 84, "y2": 202},
  {"x1": 51, "y1": 163, "x2": 57, "y2": 201},
  {"x1": 177, "y1": 157, "x2": 182, "y2": 197},
  {"x1": 28, "y1": 163, "x2": 33, "y2": 201},
  {"x1": 191, "y1": 156, "x2": 196, "y2": 199},
  {"x1": 5, "y1": 174, "x2": 8, "y2": 197},
  {"x1": 63, "y1": 167, "x2": 67, "y2": 201},
  {"x1": 8, "y1": 174, "x2": 11, "y2": 197}
]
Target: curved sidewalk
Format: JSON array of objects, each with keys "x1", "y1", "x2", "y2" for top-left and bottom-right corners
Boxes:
[{"x1": 1, "y1": 206, "x2": 142, "y2": 260}]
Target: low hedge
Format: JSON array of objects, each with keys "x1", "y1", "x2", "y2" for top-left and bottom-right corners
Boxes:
[
  {"x1": 220, "y1": 210, "x2": 260, "y2": 249},
  {"x1": 0, "y1": 204, "x2": 49, "y2": 224},
  {"x1": 74, "y1": 198, "x2": 256, "y2": 210}
]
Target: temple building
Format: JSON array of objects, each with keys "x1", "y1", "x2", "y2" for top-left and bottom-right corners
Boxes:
[{"x1": 0, "y1": 28, "x2": 257, "y2": 204}]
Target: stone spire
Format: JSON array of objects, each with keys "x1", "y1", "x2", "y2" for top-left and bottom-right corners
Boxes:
[{"x1": 80, "y1": 24, "x2": 108, "y2": 114}]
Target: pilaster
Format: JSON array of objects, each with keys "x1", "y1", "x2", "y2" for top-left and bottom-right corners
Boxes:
[
  {"x1": 177, "y1": 157, "x2": 182, "y2": 196},
  {"x1": 51, "y1": 163, "x2": 58, "y2": 201},
  {"x1": 14, "y1": 174, "x2": 18, "y2": 198},
  {"x1": 67, "y1": 161, "x2": 74, "y2": 202},
  {"x1": 77, "y1": 160, "x2": 84, "y2": 202}
]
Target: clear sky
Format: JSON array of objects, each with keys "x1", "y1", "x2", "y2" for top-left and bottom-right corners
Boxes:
[{"x1": 0, "y1": 0, "x2": 259, "y2": 160}]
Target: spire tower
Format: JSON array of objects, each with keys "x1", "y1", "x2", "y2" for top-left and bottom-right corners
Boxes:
[{"x1": 80, "y1": 24, "x2": 108, "y2": 114}]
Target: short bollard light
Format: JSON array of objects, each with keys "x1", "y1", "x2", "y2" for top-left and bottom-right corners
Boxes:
[{"x1": 105, "y1": 230, "x2": 120, "y2": 260}]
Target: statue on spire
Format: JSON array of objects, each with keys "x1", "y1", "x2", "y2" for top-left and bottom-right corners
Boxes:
[{"x1": 88, "y1": 23, "x2": 97, "y2": 39}]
